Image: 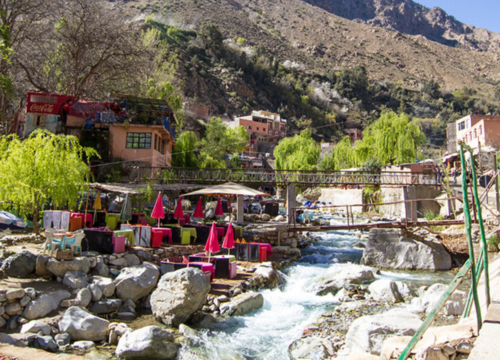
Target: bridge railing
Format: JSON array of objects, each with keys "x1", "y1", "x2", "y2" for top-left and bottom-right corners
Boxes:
[{"x1": 137, "y1": 167, "x2": 441, "y2": 186}]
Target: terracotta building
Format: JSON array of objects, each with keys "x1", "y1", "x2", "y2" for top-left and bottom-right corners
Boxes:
[
  {"x1": 234, "y1": 110, "x2": 287, "y2": 141},
  {"x1": 448, "y1": 114, "x2": 500, "y2": 152}
]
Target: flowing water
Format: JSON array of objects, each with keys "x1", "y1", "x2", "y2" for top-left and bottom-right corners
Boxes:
[{"x1": 179, "y1": 226, "x2": 457, "y2": 360}]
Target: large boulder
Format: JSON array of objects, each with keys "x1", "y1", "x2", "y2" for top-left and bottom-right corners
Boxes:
[
  {"x1": 1, "y1": 251, "x2": 37, "y2": 278},
  {"x1": 220, "y1": 292, "x2": 264, "y2": 317},
  {"x1": 361, "y1": 229, "x2": 452, "y2": 270},
  {"x1": 114, "y1": 263, "x2": 160, "y2": 303},
  {"x1": 63, "y1": 271, "x2": 89, "y2": 289},
  {"x1": 151, "y1": 268, "x2": 210, "y2": 327},
  {"x1": 90, "y1": 299, "x2": 122, "y2": 315},
  {"x1": 315, "y1": 265, "x2": 375, "y2": 296},
  {"x1": 35, "y1": 255, "x2": 51, "y2": 277},
  {"x1": 288, "y1": 336, "x2": 332, "y2": 360},
  {"x1": 46, "y1": 257, "x2": 91, "y2": 278},
  {"x1": 22, "y1": 290, "x2": 71, "y2": 320},
  {"x1": 116, "y1": 326, "x2": 178, "y2": 359},
  {"x1": 411, "y1": 284, "x2": 467, "y2": 316},
  {"x1": 93, "y1": 276, "x2": 116, "y2": 298},
  {"x1": 58, "y1": 306, "x2": 109, "y2": 341},
  {"x1": 254, "y1": 262, "x2": 283, "y2": 289},
  {"x1": 21, "y1": 320, "x2": 52, "y2": 335},
  {"x1": 368, "y1": 279, "x2": 404, "y2": 303},
  {"x1": 345, "y1": 310, "x2": 423, "y2": 355}
]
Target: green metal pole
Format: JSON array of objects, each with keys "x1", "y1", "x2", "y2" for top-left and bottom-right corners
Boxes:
[
  {"x1": 459, "y1": 143, "x2": 482, "y2": 331},
  {"x1": 496, "y1": 152, "x2": 500, "y2": 212},
  {"x1": 465, "y1": 144, "x2": 490, "y2": 308},
  {"x1": 398, "y1": 259, "x2": 472, "y2": 360},
  {"x1": 463, "y1": 249, "x2": 484, "y2": 318}
]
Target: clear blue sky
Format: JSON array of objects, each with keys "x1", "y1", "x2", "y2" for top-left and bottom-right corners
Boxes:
[{"x1": 415, "y1": 0, "x2": 500, "y2": 33}]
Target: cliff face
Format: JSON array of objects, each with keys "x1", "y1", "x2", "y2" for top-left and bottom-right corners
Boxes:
[{"x1": 303, "y1": 0, "x2": 500, "y2": 52}]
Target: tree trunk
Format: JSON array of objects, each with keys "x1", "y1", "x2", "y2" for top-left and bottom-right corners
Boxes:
[{"x1": 33, "y1": 197, "x2": 39, "y2": 236}]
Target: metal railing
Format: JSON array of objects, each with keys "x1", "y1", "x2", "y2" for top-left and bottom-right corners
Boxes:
[{"x1": 138, "y1": 167, "x2": 442, "y2": 187}]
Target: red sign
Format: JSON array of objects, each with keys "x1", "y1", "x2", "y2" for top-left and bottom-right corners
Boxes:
[{"x1": 26, "y1": 92, "x2": 74, "y2": 115}]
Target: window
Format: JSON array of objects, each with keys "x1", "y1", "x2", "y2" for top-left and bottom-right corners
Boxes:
[
  {"x1": 263, "y1": 127, "x2": 266, "y2": 132},
  {"x1": 479, "y1": 125, "x2": 482, "y2": 135},
  {"x1": 35, "y1": 115, "x2": 46, "y2": 127},
  {"x1": 154, "y1": 134, "x2": 158, "y2": 150},
  {"x1": 126, "y1": 133, "x2": 151, "y2": 149},
  {"x1": 161, "y1": 141, "x2": 164, "y2": 155},
  {"x1": 275, "y1": 131, "x2": 279, "y2": 136},
  {"x1": 248, "y1": 125, "x2": 252, "y2": 130},
  {"x1": 469, "y1": 133, "x2": 472, "y2": 141},
  {"x1": 257, "y1": 127, "x2": 259, "y2": 131},
  {"x1": 458, "y1": 121, "x2": 465, "y2": 131},
  {"x1": 269, "y1": 130, "x2": 272, "y2": 135},
  {"x1": 474, "y1": 129, "x2": 477, "y2": 138}
]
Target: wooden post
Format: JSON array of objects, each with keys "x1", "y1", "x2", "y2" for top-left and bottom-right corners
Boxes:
[
  {"x1": 84, "y1": 186, "x2": 90, "y2": 229},
  {"x1": 346, "y1": 205, "x2": 350, "y2": 229},
  {"x1": 278, "y1": 230, "x2": 281, "y2": 246}
]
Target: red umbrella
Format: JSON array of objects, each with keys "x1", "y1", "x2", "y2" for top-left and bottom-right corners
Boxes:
[
  {"x1": 193, "y1": 197, "x2": 204, "y2": 219},
  {"x1": 205, "y1": 222, "x2": 220, "y2": 260},
  {"x1": 151, "y1": 193, "x2": 165, "y2": 227},
  {"x1": 215, "y1": 196, "x2": 224, "y2": 217},
  {"x1": 174, "y1": 196, "x2": 184, "y2": 224},
  {"x1": 222, "y1": 223, "x2": 235, "y2": 255}
]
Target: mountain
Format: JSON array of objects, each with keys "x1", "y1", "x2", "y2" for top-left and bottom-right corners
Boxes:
[{"x1": 303, "y1": 0, "x2": 500, "y2": 53}]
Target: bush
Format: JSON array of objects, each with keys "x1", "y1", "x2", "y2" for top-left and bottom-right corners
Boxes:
[
  {"x1": 424, "y1": 210, "x2": 444, "y2": 221},
  {"x1": 487, "y1": 235, "x2": 499, "y2": 252}
]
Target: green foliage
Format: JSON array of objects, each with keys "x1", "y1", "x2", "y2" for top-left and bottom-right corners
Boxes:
[
  {"x1": 236, "y1": 37, "x2": 245, "y2": 45},
  {"x1": 171, "y1": 131, "x2": 199, "y2": 168},
  {"x1": 228, "y1": 152, "x2": 243, "y2": 169},
  {"x1": 198, "y1": 23, "x2": 224, "y2": 55},
  {"x1": 318, "y1": 152, "x2": 335, "y2": 171},
  {"x1": 360, "y1": 158, "x2": 383, "y2": 172},
  {"x1": 487, "y1": 235, "x2": 499, "y2": 252},
  {"x1": 424, "y1": 210, "x2": 443, "y2": 221},
  {"x1": 274, "y1": 129, "x2": 320, "y2": 170},
  {"x1": 161, "y1": 169, "x2": 177, "y2": 184},
  {"x1": 0, "y1": 130, "x2": 98, "y2": 234}
]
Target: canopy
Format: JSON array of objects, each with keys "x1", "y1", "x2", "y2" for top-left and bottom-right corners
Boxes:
[
  {"x1": 215, "y1": 196, "x2": 224, "y2": 216},
  {"x1": 193, "y1": 197, "x2": 204, "y2": 219},
  {"x1": 181, "y1": 182, "x2": 270, "y2": 198},
  {"x1": 222, "y1": 223, "x2": 235, "y2": 250},
  {"x1": 0, "y1": 211, "x2": 27, "y2": 229},
  {"x1": 119, "y1": 194, "x2": 132, "y2": 222},
  {"x1": 151, "y1": 193, "x2": 165, "y2": 220},
  {"x1": 174, "y1": 196, "x2": 184, "y2": 219},
  {"x1": 92, "y1": 190, "x2": 102, "y2": 210},
  {"x1": 205, "y1": 222, "x2": 220, "y2": 255}
]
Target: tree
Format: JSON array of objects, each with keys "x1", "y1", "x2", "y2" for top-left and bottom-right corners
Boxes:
[
  {"x1": 0, "y1": 130, "x2": 98, "y2": 234},
  {"x1": 198, "y1": 117, "x2": 248, "y2": 167},
  {"x1": 274, "y1": 129, "x2": 320, "y2": 170},
  {"x1": 171, "y1": 131, "x2": 199, "y2": 168},
  {"x1": 16, "y1": 0, "x2": 145, "y2": 99},
  {"x1": 198, "y1": 23, "x2": 225, "y2": 56}
]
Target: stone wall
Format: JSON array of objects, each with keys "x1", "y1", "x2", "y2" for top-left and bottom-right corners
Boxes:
[{"x1": 319, "y1": 188, "x2": 364, "y2": 214}]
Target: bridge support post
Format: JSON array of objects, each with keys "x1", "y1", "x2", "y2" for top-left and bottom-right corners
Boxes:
[
  {"x1": 237, "y1": 195, "x2": 244, "y2": 225},
  {"x1": 287, "y1": 184, "x2": 296, "y2": 224}
]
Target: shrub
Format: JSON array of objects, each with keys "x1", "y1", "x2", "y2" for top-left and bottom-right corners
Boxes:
[{"x1": 487, "y1": 235, "x2": 499, "y2": 252}]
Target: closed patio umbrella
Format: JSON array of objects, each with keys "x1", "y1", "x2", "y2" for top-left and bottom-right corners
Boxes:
[
  {"x1": 174, "y1": 196, "x2": 184, "y2": 225},
  {"x1": 222, "y1": 223, "x2": 235, "y2": 255},
  {"x1": 193, "y1": 197, "x2": 204, "y2": 219},
  {"x1": 119, "y1": 194, "x2": 132, "y2": 223},
  {"x1": 92, "y1": 190, "x2": 102, "y2": 225},
  {"x1": 215, "y1": 196, "x2": 224, "y2": 217},
  {"x1": 151, "y1": 192, "x2": 165, "y2": 227},
  {"x1": 205, "y1": 222, "x2": 220, "y2": 260}
]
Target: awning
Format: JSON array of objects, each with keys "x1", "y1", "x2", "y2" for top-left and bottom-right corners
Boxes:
[
  {"x1": 89, "y1": 183, "x2": 206, "y2": 195},
  {"x1": 181, "y1": 182, "x2": 271, "y2": 197},
  {"x1": 443, "y1": 152, "x2": 459, "y2": 162}
]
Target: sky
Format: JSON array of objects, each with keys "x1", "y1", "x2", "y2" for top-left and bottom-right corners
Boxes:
[{"x1": 415, "y1": 0, "x2": 500, "y2": 33}]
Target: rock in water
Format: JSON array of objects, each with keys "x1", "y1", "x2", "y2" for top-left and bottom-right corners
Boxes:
[
  {"x1": 1, "y1": 251, "x2": 37, "y2": 278},
  {"x1": 361, "y1": 229, "x2": 452, "y2": 270},
  {"x1": 289, "y1": 336, "x2": 330, "y2": 360},
  {"x1": 411, "y1": 283, "x2": 466, "y2": 316},
  {"x1": 315, "y1": 264, "x2": 375, "y2": 296},
  {"x1": 345, "y1": 310, "x2": 423, "y2": 355},
  {"x1": 151, "y1": 268, "x2": 210, "y2": 327},
  {"x1": 116, "y1": 326, "x2": 178, "y2": 359},
  {"x1": 368, "y1": 279, "x2": 404, "y2": 303},
  {"x1": 46, "y1": 257, "x2": 91, "y2": 278},
  {"x1": 114, "y1": 263, "x2": 160, "y2": 303},
  {"x1": 58, "y1": 306, "x2": 109, "y2": 341},
  {"x1": 22, "y1": 290, "x2": 71, "y2": 320},
  {"x1": 220, "y1": 292, "x2": 264, "y2": 316}
]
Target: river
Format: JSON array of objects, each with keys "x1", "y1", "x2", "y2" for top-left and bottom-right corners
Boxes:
[{"x1": 178, "y1": 227, "x2": 458, "y2": 360}]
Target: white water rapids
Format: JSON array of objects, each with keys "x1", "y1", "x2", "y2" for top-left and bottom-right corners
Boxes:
[{"x1": 179, "y1": 228, "x2": 457, "y2": 360}]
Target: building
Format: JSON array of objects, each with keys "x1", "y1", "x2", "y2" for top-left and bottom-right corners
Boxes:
[
  {"x1": 235, "y1": 111, "x2": 287, "y2": 142},
  {"x1": 346, "y1": 128, "x2": 362, "y2": 146},
  {"x1": 447, "y1": 114, "x2": 500, "y2": 153}
]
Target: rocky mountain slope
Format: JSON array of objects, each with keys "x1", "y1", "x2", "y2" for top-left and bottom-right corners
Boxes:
[
  {"x1": 128, "y1": 0, "x2": 500, "y2": 93},
  {"x1": 303, "y1": 0, "x2": 500, "y2": 53}
]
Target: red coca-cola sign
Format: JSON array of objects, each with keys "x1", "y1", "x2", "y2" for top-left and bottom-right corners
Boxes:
[{"x1": 26, "y1": 92, "x2": 74, "y2": 115}]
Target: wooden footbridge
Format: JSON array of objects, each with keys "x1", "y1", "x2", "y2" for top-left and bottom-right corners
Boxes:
[{"x1": 142, "y1": 167, "x2": 441, "y2": 187}]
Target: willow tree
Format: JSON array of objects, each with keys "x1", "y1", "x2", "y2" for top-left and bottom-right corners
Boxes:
[
  {"x1": 274, "y1": 129, "x2": 320, "y2": 170},
  {"x1": 171, "y1": 131, "x2": 199, "y2": 168},
  {"x1": 358, "y1": 111, "x2": 426, "y2": 165},
  {"x1": 0, "y1": 130, "x2": 98, "y2": 234}
]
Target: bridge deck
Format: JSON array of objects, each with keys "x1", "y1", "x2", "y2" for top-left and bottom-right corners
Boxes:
[{"x1": 287, "y1": 219, "x2": 464, "y2": 232}]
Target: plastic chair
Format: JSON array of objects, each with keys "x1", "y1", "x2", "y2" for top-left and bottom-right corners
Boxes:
[
  {"x1": 70, "y1": 232, "x2": 85, "y2": 255},
  {"x1": 43, "y1": 229, "x2": 57, "y2": 257}
]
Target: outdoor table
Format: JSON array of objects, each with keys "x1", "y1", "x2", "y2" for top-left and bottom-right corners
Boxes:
[
  {"x1": 188, "y1": 261, "x2": 214, "y2": 280},
  {"x1": 184, "y1": 227, "x2": 197, "y2": 241},
  {"x1": 215, "y1": 227, "x2": 225, "y2": 239},
  {"x1": 113, "y1": 229, "x2": 135, "y2": 247},
  {"x1": 250, "y1": 242, "x2": 272, "y2": 262},
  {"x1": 71, "y1": 213, "x2": 93, "y2": 227},
  {"x1": 234, "y1": 225, "x2": 243, "y2": 239},
  {"x1": 184, "y1": 215, "x2": 191, "y2": 224},
  {"x1": 105, "y1": 213, "x2": 120, "y2": 230},
  {"x1": 250, "y1": 243, "x2": 273, "y2": 254},
  {"x1": 152, "y1": 228, "x2": 172, "y2": 246},
  {"x1": 212, "y1": 254, "x2": 236, "y2": 263},
  {"x1": 178, "y1": 218, "x2": 186, "y2": 226},
  {"x1": 69, "y1": 216, "x2": 83, "y2": 231}
]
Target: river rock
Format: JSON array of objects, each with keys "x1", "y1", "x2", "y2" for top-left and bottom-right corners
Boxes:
[
  {"x1": 116, "y1": 326, "x2": 178, "y2": 359},
  {"x1": 94, "y1": 257, "x2": 109, "y2": 277},
  {"x1": 89, "y1": 283, "x2": 103, "y2": 302},
  {"x1": 1, "y1": 251, "x2": 37, "y2": 278},
  {"x1": 316, "y1": 265, "x2": 375, "y2": 296},
  {"x1": 35, "y1": 255, "x2": 51, "y2": 277},
  {"x1": 72, "y1": 340, "x2": 95, "y2": 350},
  {"x1": 6, "y1": 288, "x2": 25, "y2": 300},
  {"x1": 21, "y1": 320, "x2": 52, "y2": 335},
  {"x1": 289, "y1": 336, "x2": 330, "y2": 360},
  {"x1": 125, "y1": 254, "x2": 141, "y2": 267},
  {"x1": 63, "y1": 271, "x2": 89, "y2": 289},
  {"x1": 33, "y1": 335, "x2": 58, "y2": 352},
  {"x1": 55, "y1": 333, "x2": 71, "y2": 346},
  {"x1": 76, "y1": 288, "x2": 92, "y2": 308},
  {"x1": 368, "y1": 279, "x2": 404, "y2": 303},
  {"x1": 58, "y1": 306, "x2": 109, "y2": 341},
  {"x1": 345, "y1": 309, "x2": 423, "y2": 355},
  {"x1": 47, "y1": 257, "x2": 91, "y2": 278},
  {"x1": 114, "y1": 263, "x2": 160, "y2": 303},
  {"x1": 220, "y1": 292, "x2": 264, "y2": 317},
  {"x1": 361, "y1": 229, "x2": 452, "y2": 270},
  {"x1": 254, "y1": 262, "x2": 282, "y2": 288},
  {"x1": 5, "y1": 302, "x2": 21, "y2": 316},
  {"x1": 0, "y1": 332, "x2": 27, "y2": 347},
  {"x1": 22, "y1": 290, "x2": 71, "y2": 320},
  {"x1": 90, "y1": 299, "x2": 122, "y2": 314},
  {"x1": 411, "y1": 283, "x2": 466, "y2": 316},
  {"x1": 93, "y1": 276, "x2": 116, "y2": 298},
  {"x1": 151, "y1": 268, "x2": 210, "y2": 327}
]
